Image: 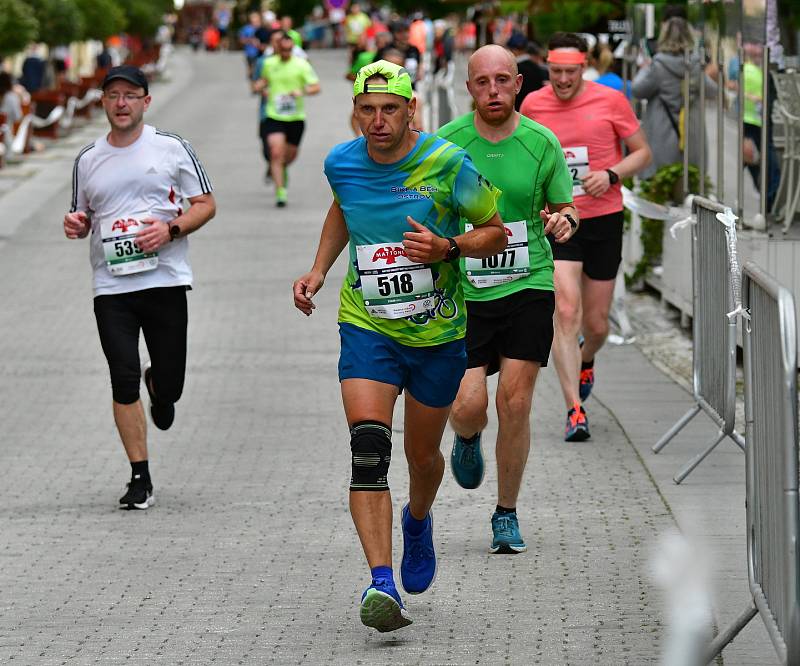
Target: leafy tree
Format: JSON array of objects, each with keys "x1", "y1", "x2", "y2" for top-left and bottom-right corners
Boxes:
[
  {"x1": 0, "y1": 0, "x2": 38, "y2": 57},
  {"x1": 26, "y1": 0, "x2": 85, "y2": 46},
  {"x1": 272, "y1": 0, "x2": 316, "y2": 26},
  {"x1": 75, "y1": 0, "x2": 126, "y2": 41},
  {"x1": 116, "y1": 0, "x2": 172, "y2": 39}
]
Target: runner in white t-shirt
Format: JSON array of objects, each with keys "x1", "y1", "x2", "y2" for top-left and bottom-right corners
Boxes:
[{"x1": 63, "y1": 66, "x2": 216, "y2": 510}]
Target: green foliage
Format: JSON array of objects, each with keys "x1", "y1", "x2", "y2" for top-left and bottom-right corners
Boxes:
[
  {"x1": 75, "y1": 0, "x2": 126, "y2": 41},
  {"x1": 528, "y1": 1, "x2": 620, "y2": 41},
  {"x1": 272, "y1": 0, "x2": 316, "y2": 26},
  {"x1": 0, "y1": 0, "x2": 38, "y2": 57},
  {"x1": 627, "y1": 163, "x2": 706, "y2": 283},
  {"x1": 116, "y1": 0, "x2": 172, "y2": 39},
  {"x1": 27, "y1": 0, "x2": 85, "y2": 46},
  {"x1": 388, "y1": 0, "x2": 467, "y2": 19}
]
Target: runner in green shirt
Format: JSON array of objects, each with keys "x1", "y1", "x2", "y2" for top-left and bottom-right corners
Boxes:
[
  {"x1": 437, "y1": 45, "x2": 577, "y2": 555},
  {"x1": 254, "y1": 32, "x2": 320, "y2": 207}
]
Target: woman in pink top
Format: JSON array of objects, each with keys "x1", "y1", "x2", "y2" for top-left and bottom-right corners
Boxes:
[{"x1": 520, "y1": 32, "x2": 651, "y2": 442}]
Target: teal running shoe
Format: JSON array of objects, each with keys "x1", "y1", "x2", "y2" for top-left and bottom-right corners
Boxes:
[
  {"x1": 450, "y1": 432, "x2": 484, "y2": 489},
  {"x1": 360, "y1": 580, "x2": 412, "y2": 632},
  {"x1": 490, "y1": 511, "x2": 527, "y2": 554},
  {"x1": 400, "y1": 504, "x2": 437, "y2": 594}
]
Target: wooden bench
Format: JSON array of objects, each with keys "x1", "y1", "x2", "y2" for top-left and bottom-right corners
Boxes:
[{"x1": 30, "y1": 90, "x2": 67, "y2": 138}]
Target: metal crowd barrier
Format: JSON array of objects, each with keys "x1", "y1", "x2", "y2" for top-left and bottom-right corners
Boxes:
[
  {"x1": 706, "y1": 262, "x2": 800, "y2": 664},
  {"x1": 651, "y1": 197, "x2": 745, "y2": 483}
]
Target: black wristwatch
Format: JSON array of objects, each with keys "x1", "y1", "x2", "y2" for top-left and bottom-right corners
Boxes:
[
  {"x1": 444, "y1": 237, "x2": 461, "y2": 262},
  {"x1": 168, "y1": 222, "x2": 181, "y2": 241},
  {"x1": 606, "y1": 168, "x2": 620, "y2": 185},
  {"x1": 564, "y1": 213, "x2": 578, "y2": 231}
]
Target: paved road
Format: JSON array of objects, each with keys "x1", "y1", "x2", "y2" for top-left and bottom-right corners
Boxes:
[{"x1": 0, "y1": 47, "x2": 776, "y2": 664}]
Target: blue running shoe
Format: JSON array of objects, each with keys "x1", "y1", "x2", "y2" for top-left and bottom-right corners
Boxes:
[
  {"x1": 565, "y1": 403, "x2": 590, "y2": 442},
  {"x1": 450, "y1": 432, "x2": 484, "y2": 489},
  {"x1": 400, "y1": 504, "x2": 437, "y2": 594},
  {"x1": 579, "y1": 366, "x2": 595, "y2": 401},
  {"x1": 490, "y1": 511, "x2": 527, "y2": 554},
  {"x1": 360, "y1": 580, "x2": 412, "y2": 632}
]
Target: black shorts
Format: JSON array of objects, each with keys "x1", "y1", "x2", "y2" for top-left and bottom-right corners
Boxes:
[
  {"x1": 466, "y1": 288, "x2": 555, "y2": 376},
  {"x1": 93, "y1": 287, "x2": 188, "y2": 405},
  {"x1": 549, "y1": 210, "x2": 624, "y2": 281},
  {"x1": 261, "y1": 118, "x2": 305, "y2": 146}
]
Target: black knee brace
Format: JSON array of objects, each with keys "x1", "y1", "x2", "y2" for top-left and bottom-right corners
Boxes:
[{"x1": 349, "y1": 420, "x2": 392, "y2": 491}]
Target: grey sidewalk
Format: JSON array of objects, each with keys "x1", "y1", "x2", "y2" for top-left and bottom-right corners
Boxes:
[{"x1": 0, "y1": 47, "x2": 774, "y2": 664}]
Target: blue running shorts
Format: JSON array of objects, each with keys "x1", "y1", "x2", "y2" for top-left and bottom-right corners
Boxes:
[{"x1": 338, "y1": 322, "x2": 467, "y2": 408}]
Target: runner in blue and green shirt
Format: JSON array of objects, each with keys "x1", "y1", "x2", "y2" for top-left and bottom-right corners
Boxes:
[{"x1": 293, "y1": 60, "x2": 506, "y2": 633}]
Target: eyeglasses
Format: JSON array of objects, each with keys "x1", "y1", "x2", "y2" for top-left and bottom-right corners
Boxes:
[{"x1": 104, "y1": 93, "x2": 147, "y2": 103}]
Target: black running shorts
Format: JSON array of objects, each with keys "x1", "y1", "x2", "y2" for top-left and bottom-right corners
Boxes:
[
  {"x1": 93, "y1": 286, "x2": 188, "y2": 405},
  {"x1": 549, "y1": 210, "x2": 624, "y2": 281},
  {"x1": 262, "y1": 118, "x2": 305, "y2": 146},
  {"x1": 465, "y1": 288, "x2": 555, "y2": 376}
]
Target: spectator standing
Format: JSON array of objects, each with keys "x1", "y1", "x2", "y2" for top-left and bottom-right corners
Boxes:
[
  {"x1": 203, "y1": 24, "x2": 221, "y2": 52},
  {"x1": 20, "y1": 46, "x2": 48, "y2": 94},
  {"x1": 507, "y1": 32, "x2": 548, "y2": 110},
  {"x1": 631, "y1": 17, "x2": 712, "y2": 179},
  {"x1": 344, "y1": 3, "x2": 372, "y2": 62},
  {"x1": 239, "y1": 12, "x2": 270, "y2": 78},
  {"x1": 0, "y1": 72, "x2": 23, "y2": 127},
  {"x1": 590, "y1": 43, "x2": 630, "y2": 96},
  {"x1": 378, "y1": 21, "x2": 422, "y2": 88},
  {"x1": 280, "y1": 16, "x2": 303, "y2": 48},
  {"x1": 215, "y1": 5, "x2": 231, "y2": 49}
]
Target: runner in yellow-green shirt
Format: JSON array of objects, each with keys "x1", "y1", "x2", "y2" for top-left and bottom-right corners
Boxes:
[
  {"x1": 437, "y1": 45, "x2": 577, "y2": 555},
  {"x1": 254, "y1": 32, "x2": 320, "y2": 207}
]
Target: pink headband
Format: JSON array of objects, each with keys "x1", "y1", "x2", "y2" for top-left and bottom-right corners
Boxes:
[{"x1": 546, "y1": 50, "x2": 587, "y2": 65}]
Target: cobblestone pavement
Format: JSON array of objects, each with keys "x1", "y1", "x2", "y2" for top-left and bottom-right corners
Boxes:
[{"x1": 0, "y1": 48, "x2": 776, "y2": 664}]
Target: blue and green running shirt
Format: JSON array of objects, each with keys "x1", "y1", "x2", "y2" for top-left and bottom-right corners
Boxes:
[{"x1": 324, "y1": 132, "x2": 500, "y2": 347}]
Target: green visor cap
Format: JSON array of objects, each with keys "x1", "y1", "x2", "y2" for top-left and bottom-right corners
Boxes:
[{"x1": 353, "y1": 59, "x2": 413, "y2": 100}]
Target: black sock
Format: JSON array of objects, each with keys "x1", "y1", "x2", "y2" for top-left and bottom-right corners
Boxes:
[
  {"x1": 495, "y1": 504, "x2": 516, "y2": 515},
  {"x1": 581, "y1": 358, "x2": 594, "y2": 371},
  {"x1": 131, "y1": 460, "x2": 150, "y2": 483}
]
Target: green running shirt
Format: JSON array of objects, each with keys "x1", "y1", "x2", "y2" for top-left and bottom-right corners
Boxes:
[
  {"x1": 324, "y1": 132, "x2": 501, "y2": 347},
  {"x1": 260, "y1": 55, "x2": 319, "y2": 122},
  {"x1": 437, "y1": 113, "x2": 573, "y2": 300}
]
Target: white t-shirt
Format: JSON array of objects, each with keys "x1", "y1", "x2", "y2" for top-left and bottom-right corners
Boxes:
[{"x1": 71, "y1": 124, "x2": 212, "y2": 296}]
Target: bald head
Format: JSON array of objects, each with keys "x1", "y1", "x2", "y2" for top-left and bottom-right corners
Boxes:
[
  {"x1": 467, "y1": 44, "x2": 518, "y2": 81},
  {"x1": 465, "y1": 44, "x2": 521, "y2": 129}
]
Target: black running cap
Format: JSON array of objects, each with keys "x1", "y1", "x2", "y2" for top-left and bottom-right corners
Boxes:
[{"x1": 102, "y1": 66, "x2": 149, "y2": 94}]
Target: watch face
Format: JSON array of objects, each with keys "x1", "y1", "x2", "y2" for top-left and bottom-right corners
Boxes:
[{"x1": 447, "y1": 239, "x2": 460, "y2": 261}]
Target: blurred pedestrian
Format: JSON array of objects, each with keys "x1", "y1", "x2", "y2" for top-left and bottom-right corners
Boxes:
[
  {"x1": 631, "y1": 17, "x2": 713, "y2": 179},
  {"x1": 506, "y1": 31, "x2": 547, "y2": 110}
]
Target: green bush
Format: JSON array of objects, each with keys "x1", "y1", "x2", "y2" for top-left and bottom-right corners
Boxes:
[
  {"x1": 628, "y1": 163, "x2": 707, "y2": 283},
  {"x1": 26, "y1": 0, "x2": 85, "y2": 46},
  {"x1": 75, "y1": 0, "x2": 126, "y2": 41},
  {"x1": 0, "y1": 0, "x2": 38, "y2": 57}
]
